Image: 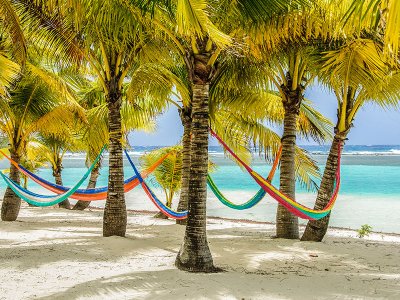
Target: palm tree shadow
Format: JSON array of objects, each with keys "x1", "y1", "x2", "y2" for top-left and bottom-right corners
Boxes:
[{"x1": 34, "y1": 269, "x2": 272, "y2": 300}]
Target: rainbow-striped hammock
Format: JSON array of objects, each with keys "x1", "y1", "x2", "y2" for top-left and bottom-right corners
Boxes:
[
  {"x1": 124, "y1": 149, "x2": 188, "y2": 220},
  {"x1": 0, "y1": 146, "x2": 105, "y2": 206},
  {"x1": 210, "y1": 129, "x2": 342, "y2": 220},
  {"x1": 0, "y1": 149, "x2": 169, "y2": 205}
]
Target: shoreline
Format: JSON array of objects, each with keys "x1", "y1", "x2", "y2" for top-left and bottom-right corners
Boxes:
[{"x1": 85, "y1": 205, "x2": 400, "y2": 238}]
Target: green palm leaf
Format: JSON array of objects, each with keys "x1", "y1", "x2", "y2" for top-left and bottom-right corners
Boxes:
[
  {"x1": 0, "y1": 51, "x2": 20, "y2": 96},
  {"x1": 0, "y1": 0, "x2": 27, "y2": 63}
]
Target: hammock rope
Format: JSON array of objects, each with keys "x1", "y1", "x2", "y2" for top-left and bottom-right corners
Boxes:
[
  {"x1": 207, "y1": 146, "x2": 282, "y2": 210},
  {"x1": 0, "y1": 146, "x2": 106, "y2": 207},
  {"x1": 124, "y1": 150, "x2": 188, "y2": 220},
  {"x1": 0, "y1": 150, "x2": 168, "y2": 201},
  {"x1": 210, "y1": 129, "x2": 342, "y2": 220}
]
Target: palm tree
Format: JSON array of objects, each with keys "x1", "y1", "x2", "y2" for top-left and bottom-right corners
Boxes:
[
  {"x1": 134, "y1": 0, "x2": 320, "y2": 271},
  {"x1": 175, "y1": 106, "x2": 192, "y2": 224},
  {"x1": 239, "y1": 0, "x2": 362, "y2": 239},
  {"x1": 301, "y1": 38, "x2": 400, "y2": 241},
  {"x1": 271, "y1": 50, "x2": 315, "y2": 239},
  {"x1": 0, "y1": 62, "x2": 85, "y2": 221},
  {"x1": 130, "y1": 0, "x2": 335, "y2": 271},
  {"x1": 145, "y1": 1, "x2": 244, "y2": 272},
  {"x1": 69, "y1": 75, "x2": 160, "y2": 210},
  {"x1": 300, "y1": 0, "x2": 400, "y2": 241},
  {"x1": 16, "y1": 0, "x2": 173, "y2": 235},
  {"x1": 210, "y1": 49, "x2": 335, "y2": 239}
]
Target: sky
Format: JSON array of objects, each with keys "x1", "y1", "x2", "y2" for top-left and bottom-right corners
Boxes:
[{"x1": 129, "y1": 85, "x2": 400, "y2": 146}]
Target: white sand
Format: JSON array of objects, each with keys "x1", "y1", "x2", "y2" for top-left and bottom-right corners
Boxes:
[{"x1": 0, "y1": 204, "x2": 399, "y2": 300}]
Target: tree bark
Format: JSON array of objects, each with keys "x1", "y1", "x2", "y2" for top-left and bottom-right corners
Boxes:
[
  {"x1": 301, "y1": 135, "x2": 344, "y2": 241},
  {"x1": 54, "y1": 162, "x2": 71, "y2": 209},
  {"x1": 103, "y1": 79, "x2": 127, "y2": 237},
  {"x1": 176, "y1": 107, "x2": 192, "y2": 225},
  {"x1": 1, "y1": 151, "x2": 21, "y2": 221},
  {"x1": 175, "y1": 82, "x2": 216, "y2": 272},
  {"x1": 72, "y1": 164, "x2": 100, "y2": 210},
  {"x1": 276, "y1": 92, "x2": 301, "y2": 239}
]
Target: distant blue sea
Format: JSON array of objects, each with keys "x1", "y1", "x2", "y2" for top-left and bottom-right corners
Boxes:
[{"x1": 1, "y1": 144, "x2": 400, "y2": 233}]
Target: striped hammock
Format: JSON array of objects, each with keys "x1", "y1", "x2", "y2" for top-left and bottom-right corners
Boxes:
[
  {"x1": 0, "y1": 146, "x2": 105, "y2": 207},
  {"x1": 124, "y1": 150, "x2": 188, "y2": 220},
  {"x1": 0, "y1": 150, "x2": 168, "y2": 201},
  {"x1": 210, "y1": 129, "x2": 342, "y2": 220}
]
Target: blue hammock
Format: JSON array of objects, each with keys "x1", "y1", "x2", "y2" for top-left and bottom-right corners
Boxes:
[{"x1": 124, "y1": 150, "x2": 188, "y2": 219}]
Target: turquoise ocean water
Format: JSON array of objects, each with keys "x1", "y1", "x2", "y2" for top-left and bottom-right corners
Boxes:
[{"x1": 1, "y1": 144, "x2": 400, "y2": 233}]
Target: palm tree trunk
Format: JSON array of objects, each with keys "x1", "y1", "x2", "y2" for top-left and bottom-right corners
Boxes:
[
  {"x1": 175, "y1": 82, "x2": 215, "y2": 272},
  {"x1": 301, "y1": 135, "x2": 344, "y2": 241},
  {"x1": 103, "y1": 81, "x2": 126, "y2": 237},
  {"x1": 276, "y1": 96, "x2": 300, "y2": 239},
  {"x1": 1, "y1": 151, "x2": 21, "y2": 221},
  {"x1": 54, "y1": 164, "x2": 71, "y2": 209},
  {"x1": 176, "y1": 107, "x2": 192, "y2": 225},
  {"x1": 72, "y1": 164, "x2": 100, "y2": 210}
]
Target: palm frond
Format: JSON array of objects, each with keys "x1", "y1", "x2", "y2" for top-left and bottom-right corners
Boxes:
[
  {"x1": 343, "y1": 0, "x2": 400, "y2": 62},
  {"x1": 21, "y1": 139, "x2": 52, "y2": 171},
  {"x1": 0, "y1": 0, "x2": 27, "y2": 63},
  {"x1": 26, "y1": 62, "x2": 76, "y2": 102},
  {"x1": 176, "y1": 0, "x2": 231, "y2": 47},
  {"x1": 0, "y1": 51, "x2": 20, "y2": 96},
  {"x1": 319, "y1": 38, "x2": 388, "y2": 91},
  {"x1": 127, "y1": 63, "x2": 190, "y2": 107},
  {"x1": 234, "y1": 0, "x2": 308, "y2": 22},
  {"x1": 298, "y1": 99, "x2": 333, "y2": 143},
  {"x1": 363, "y1": 71, "x2": 400, "y2": 109},
  {"x1": 24, "y1": 103, "x2": 85, "y2": 140},
  {"x1": 16, "y1": 0, "x2": 84, "y2": 68},
  {"x1": 121, "y1": 100, "x2": 157, "y2": 133},
  {"x1": 294, "y1": 146, "x2": 321, "y2": 191}
]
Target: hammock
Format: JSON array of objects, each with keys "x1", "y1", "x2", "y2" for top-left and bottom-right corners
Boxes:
[
  {"x1": 124, "y1": 150, "x2": 188, "y2": 220},
  {"x1": 207, "y1": 146, "x2": 282, "y2": 210},
  {"x1": 0, "y1": 150, "x2": 168, "y2": 201},
  {"x1": 207, "y1": 175, "x2": 266, "y2": 210},
  {"x1": 210, "y1": 129, "x2": 342, "y2": 220},
  {"x1": 0, "y1": 146, "x2": 105, "y2": 207}
]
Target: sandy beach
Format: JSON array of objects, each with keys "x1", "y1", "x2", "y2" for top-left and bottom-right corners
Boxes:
[{"x1": 0, "y1": 204, "x2": 399, "y2": 300}]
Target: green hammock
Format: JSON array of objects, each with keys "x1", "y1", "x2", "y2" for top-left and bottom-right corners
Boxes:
[
  {"x1": 207, "y1": 175, "x2": 266, "y2": 210},
  {"x1": 207, "y1": 145, "x2": 281, "y2": 210}
]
